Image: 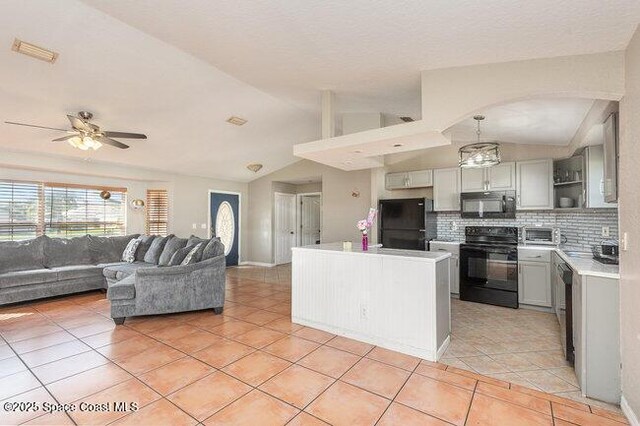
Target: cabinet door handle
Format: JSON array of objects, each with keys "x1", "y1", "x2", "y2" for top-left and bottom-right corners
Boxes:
[
  {"x1": 519, "y1": 264, "x2": 522, "y2": 273},
  {"x1": 517, "y1": 195, "x2": 521, "y2": 206}
]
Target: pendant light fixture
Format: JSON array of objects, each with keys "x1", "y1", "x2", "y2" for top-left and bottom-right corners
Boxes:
[{"x1": 458, "y1": 115, "x2": 501, "y2": 168}]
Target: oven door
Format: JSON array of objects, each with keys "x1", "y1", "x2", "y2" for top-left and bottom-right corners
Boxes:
[
  {"x1": 460, "y1": 192, "x2": 515, "y2": 219},
  {"x1": 460, "y1": 244, "x2": 518, "y2": 292}
]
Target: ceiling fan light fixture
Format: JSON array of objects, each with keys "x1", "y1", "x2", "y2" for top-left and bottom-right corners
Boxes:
[
  {"x1": 67, "y1": 135, "x2": 101, "y2": 151},
  {"x1": 11, "y1": 38, "x2": 58, "y2": 63}
]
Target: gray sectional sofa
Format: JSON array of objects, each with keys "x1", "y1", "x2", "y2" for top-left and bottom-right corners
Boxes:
[{"x1": 0, "y1": 234, "x2": 226, "y2": 324}]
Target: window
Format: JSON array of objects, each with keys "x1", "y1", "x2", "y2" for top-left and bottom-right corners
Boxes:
[
  {"x1": 0, "y1": 180, "x2": 127, "y2": 241},
  {"x1": 44, "y1": 183, "x2": 127, "y2": 238},
  {"x1": 0, "y1": 180, "x2": 43, "y2": 241},
  {"x1": 146, "y1": 189, "x2": 168, "y2": 236}
]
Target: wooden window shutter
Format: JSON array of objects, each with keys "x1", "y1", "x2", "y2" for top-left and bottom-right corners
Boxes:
[{"x1": 146, "y1": 189, "x2": 168, "y2": 236}]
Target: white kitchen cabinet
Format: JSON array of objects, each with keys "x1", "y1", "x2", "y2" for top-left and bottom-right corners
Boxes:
[
  {"x1": 433, "y1": 168, "x2": 461, "y2": 211},
  {"x1": 584, "y1": 145, "x2": 616, "y2": 208},
  {"x1": 461, "y1": 168, "x2": 486, "y2": 192},
  {"x1": 460, "y1": 162, "x2": 515, "y2": 192},
  {"x1": 385, "y1": 170, "x2": 433, "y2": 190},
  {"x1": 488, "y1": 162, "x2": 516, "y2": 191},
  {"x1": 518, "y1": 261, "x2": 552, "y2": 307},
  {"x1": 429, "y1": 242, "x2": 459, "y2": 294},
  {"x1": 516, "y1": 159, "x2": 554, "y2": 210}
]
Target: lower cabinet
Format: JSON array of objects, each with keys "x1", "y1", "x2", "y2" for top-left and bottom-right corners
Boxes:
[
  {"x1": 429, "y1": 242, "x2": 459, "y2": 294},
  {"x1": 518, "y1": 260, "x2": 552, "y2": 307}
]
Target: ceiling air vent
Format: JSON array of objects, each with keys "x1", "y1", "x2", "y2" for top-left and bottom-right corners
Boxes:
[
  {"x1": 11, "y1": 38, "x2": 58, "y2": 63},
  {"x1": 399, "y1": 116, "x2": 415, "y2": 122},
  {"x1": 226, "y1": 116, "x2": 247, "y2": 126}
]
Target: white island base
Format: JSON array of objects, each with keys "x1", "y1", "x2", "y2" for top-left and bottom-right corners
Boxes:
[{"x1": 292, "y1": 243, "x2": 451, "y2": 361}]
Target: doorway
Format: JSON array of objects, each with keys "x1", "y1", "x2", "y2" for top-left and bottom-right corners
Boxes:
[
  {"x1": 298, "y1": 193, "x2": 322, "y2": 246},
  {"x1": 274, "y1": 192, "x2": 296, "y2": 264},
  {"x1": 209, "y1": 191, "x2": 240, "y2": 266}
]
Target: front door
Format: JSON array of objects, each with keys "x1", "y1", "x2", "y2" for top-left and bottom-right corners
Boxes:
[{"x1": 210, "y1": 192, "x2": 240, "y2": 266}]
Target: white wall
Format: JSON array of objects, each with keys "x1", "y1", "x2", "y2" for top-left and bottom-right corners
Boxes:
[
  {"x1": 248, "y1": 160, "x2": 371, "y2": 264},
  {"x1": 0, "y1": 150, "x2": 249, "y2": 260},
  {"x1": 619, "y1": 24, "x2": 640, "y2": 420}
]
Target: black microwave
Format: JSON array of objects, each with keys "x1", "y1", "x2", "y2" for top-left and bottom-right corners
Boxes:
[{"x1": 460, "y1": 191, "x2": 516, "y2": 219}]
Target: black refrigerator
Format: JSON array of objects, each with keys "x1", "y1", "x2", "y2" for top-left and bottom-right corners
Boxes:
[{"x1": 378, "y1": 198, "x2": 437, "y2": 250}]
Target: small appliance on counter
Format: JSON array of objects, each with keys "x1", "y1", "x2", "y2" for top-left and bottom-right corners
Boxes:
[
  {"x1": 592, "y1": 240, "x2": 619, "y2": 265},
  {"x1": 521, "y1": 226, "x2": 560, "y2": 246}
]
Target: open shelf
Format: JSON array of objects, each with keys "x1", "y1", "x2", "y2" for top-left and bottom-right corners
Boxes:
[{"x1": 554, "y1": 180, "x2": 583, "y2": 187}]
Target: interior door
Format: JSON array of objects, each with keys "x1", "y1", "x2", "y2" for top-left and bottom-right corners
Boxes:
[
  {"x1": 210, "y1": 192, "x2": 240, "y2": 266},
  {"x1": 275, "y1": 193, "x2": 296, "y2": 264},
  {"x1": 300, "y1": 194, "x2": 321, "y2": 246}
]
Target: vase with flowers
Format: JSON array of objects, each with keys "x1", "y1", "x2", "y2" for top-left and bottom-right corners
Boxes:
[{"x1": 357, "y1": 208, "x2": 378, "y2": 251}]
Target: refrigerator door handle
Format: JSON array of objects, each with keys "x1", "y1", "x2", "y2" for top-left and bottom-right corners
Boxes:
[{"x1": 419, "y1": 229, "x2": 426, "y2": 232}]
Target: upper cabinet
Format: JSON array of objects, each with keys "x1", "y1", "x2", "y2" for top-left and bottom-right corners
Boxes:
[
  {"x1": 602, "y1": 113, "x2": 618, "y2": 203},
  {"x1": 461, "y1": 162, "x2": 515, "y2": 192},
  {"x1": 584, "y1": 145, "x2": 616, "y2": 208},
  {"x1": 385, "y1": 170, "x2": 433, "y2": 190},
  {"x1": 433, "y1": 168, "x2": 461, "y2": 211},
  {"x1": 516, "y1": 159, "x2": 554, "y2": 210}
]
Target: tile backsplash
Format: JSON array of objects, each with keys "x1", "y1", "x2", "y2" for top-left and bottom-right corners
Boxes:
[{"x1": 436, "y1": 209, "x2": 619, "y2": 251}]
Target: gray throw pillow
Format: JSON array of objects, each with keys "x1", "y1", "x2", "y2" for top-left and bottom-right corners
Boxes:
[
  {"x1": 187, "y1": 235, "x2": 207, "y2": 246},
  {"x1": 0, "y1": 236, "x2": 45, "y2": 274},
  {"x1": 181, "y1": 243, "x2": 204, "y2": 265},
  {"x1": 158, "y1": 236, "x2": 188, "y2": 266},
  {"x1": 135, "y1": 235, "x2": 156, "y2": 261},
  {"x1": 44, "y1": 235, "x2": 91, "y2": 268},
  {"x1": 122, "y1": 239, "x2": 141, "y2": 263},
  {"x1": 143, "y1": 235, "x2": 172, "y2": 264},
  {"x1": 168, "y1": 244, "x2": 196, "y2": 266},
  {"x1": 88, "y1": 234, "x2": 140, "y2": 264},
  {"x1": 201, "y1": 237, "x2": 225, "y2": 260}
]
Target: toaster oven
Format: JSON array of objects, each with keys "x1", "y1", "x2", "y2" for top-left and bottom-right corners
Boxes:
[{"x1": 522, "y1": 226, "x2": 560, "y2": 246}]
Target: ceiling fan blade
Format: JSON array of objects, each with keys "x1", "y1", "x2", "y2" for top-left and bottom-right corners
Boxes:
[
  {"x1": 52, "y1": 134, "x2": 78, "y2": 142},
  {"x1": 96, "y1": 136, "x2": 129, "y2": 149},
  {"x1": 103, "y1": 131, "x2": 147, "y2": 139},
  {"x1": 66, "y1": 115, "x2": 98, "y2": 132},
  {"x1": 5, "y1": 121, "x2": 70, "y2": 132}
]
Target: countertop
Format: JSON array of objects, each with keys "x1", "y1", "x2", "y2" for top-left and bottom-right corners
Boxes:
[
  {"x1": 429, "y1": 240, "x2": 619, "y2": 279},
  {"x1": 294, "y1": 243, "x2": 451, "y2": 262}
]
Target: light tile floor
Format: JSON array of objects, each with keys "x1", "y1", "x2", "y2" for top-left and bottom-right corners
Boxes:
[{"x1": 0, "y1": 264, "x2": 628, "y2": 425}]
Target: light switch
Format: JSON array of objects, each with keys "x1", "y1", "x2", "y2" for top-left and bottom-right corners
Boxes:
[
  {"x1": 192, "y1": 223, "x2": 197, "y2": 229},
  {"x1": 602, "y1": 226, "x2": 610, "y2": 237},
  {"x1": 201, "y1": 223, "x2": 207, "y2": 229},
  {"x1": 621, "y1": 232, "x2": 628, "y2": 251}
]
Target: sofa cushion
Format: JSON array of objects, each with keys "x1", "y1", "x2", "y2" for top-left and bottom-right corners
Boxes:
[
  {"x1": 121, "y1": 239, "x2": 141, "y2": 263},
  {"x1": 187, "y1": 235, "x2": 207, "y2": 246},
  {"x1": 168, "y1": 244, "x2": 194, "y2": 266},
  {"x1": 102, "y1": 262, "x2": 156, "y2": 281},
  {"x1": 43, "y1": 235, "x2": 91, "y2": 268},
  {"x1": 158, "y1": 236, "x2": 188, "y2": 266},
  {"x1": 134, "y1": 235, "x2": 155, "y2": 261},
  {"x1": 0, "y1": 236, "x2": 45, "y2": 274},
  {"x1": 107, "y1": 275, "x2": 135, "y2": 300},
  {"x1": 51, "y1": 265, "x2": 104, "y2": 281},
  {"x1": 0, "y1": 268, "x2": 58, "y2": 289},
  {"x1": 181, "y1": 243, "x2": 205, "y2": 265},
  {"x1": 144, "y1": 235, "x2": 171, "y2": 264},
  {"x1": 202, "y1": 237, "x2": 225, "y2": 260},
  {"x1": 88, "y1": 234, "x2": 140, "y2": 264}
]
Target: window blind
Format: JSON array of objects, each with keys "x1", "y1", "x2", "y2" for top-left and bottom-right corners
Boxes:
[
  {"x1": 0, "y1": 180, "x2": 44, "y2": 241},
  {"x1": 146, "y1": 189, "x2": 168, "y2": 236},
  {"x1": 43, "y1": 184, "x2": 127, "y2": 238}
]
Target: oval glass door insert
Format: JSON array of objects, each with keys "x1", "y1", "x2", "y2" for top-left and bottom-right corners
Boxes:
[{"x1": 215, "y1": 201, "x2": 234, "y2": 255}]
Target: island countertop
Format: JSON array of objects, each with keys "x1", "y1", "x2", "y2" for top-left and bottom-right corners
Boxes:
[{"x1": 292, "y1": 243, "x2": 451, "y2": 262}]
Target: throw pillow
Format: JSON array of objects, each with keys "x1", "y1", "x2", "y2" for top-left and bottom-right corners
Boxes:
[
  {"x1": 168, "y1": 244, "x2": 195, "y2": 266},
  {"x1": 143, "y1": 235, "x2": 172, "y2": 264},
  {"x1": 135, "y1": 235, "x2": 156, "y2": 261},
  {"x1": 201, "y1": 237, "x2": 225, "y2": 260},
  {"x1": 158, "y1": 236, "x2": 188, "y2": 266},
  {"x1": 181, "y1": 242, "x2": 204, "y2": 266},
  {"x1": 121, "y1": 239, "x2": 141, "y2": 263}
]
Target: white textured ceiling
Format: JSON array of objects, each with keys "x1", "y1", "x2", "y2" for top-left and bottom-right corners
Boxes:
[
  {"x1": 446, "y1": 98, "x2": 596, "y2": 146},
  {"x1": 82, "y1": 0, "x2": 640, "y2": 117},
  {"x1": 0, "y1": 1, "x2": 318, "y2": 182}
]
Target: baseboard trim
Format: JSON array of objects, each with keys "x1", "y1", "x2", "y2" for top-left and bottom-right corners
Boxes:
[
  {"x1": 239, "y1": 261, "x2": 277, "y2": 267},
  {"x1": 622, "y1": 395, "x2": 639, "y2": 426}
]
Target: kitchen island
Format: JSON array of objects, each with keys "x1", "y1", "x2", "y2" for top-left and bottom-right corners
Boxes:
[{"x1": 291, "y1": 243, "x2": 451, "y2": 361}]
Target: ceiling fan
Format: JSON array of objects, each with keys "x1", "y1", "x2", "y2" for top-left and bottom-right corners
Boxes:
[{"x1": 4, "y1": 111, "x2": 147, "y2": 150}]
